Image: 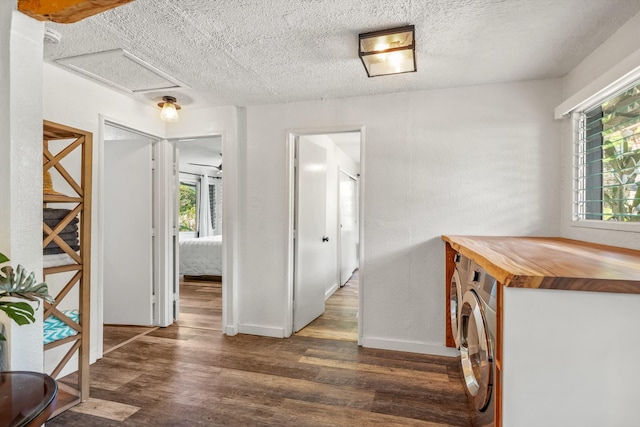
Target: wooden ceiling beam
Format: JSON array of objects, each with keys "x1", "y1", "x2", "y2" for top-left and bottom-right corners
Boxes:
[{"x1": 18, "y1": 0, "x2": 135, "y2": 24}]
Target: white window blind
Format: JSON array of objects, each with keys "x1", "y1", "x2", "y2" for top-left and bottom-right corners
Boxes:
[
  {"x1": 575, "y1": 81, "x2": 640, "y2": 222},
  {"x1": 208, "y1": 183, "x2": 215, "y2": 229}
]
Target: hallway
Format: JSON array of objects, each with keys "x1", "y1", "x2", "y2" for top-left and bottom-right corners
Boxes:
[
  {"x1": 48, "y1": 272, "x2": 470, "y2": 426},
  {"x1": 295, "y1": 270, "x2": 359, "y2": 342}
]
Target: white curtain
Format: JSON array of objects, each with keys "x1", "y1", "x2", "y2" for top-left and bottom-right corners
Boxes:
[{"x1": 198, "y1": 174, "x2": 212, "y2": 237}]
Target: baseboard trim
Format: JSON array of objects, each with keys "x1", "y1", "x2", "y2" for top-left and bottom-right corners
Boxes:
[
  {"x1": 238, "y1": 324, "x2": 286, "y2": 338},
  {"x1": 224, "y1": 324, "x2": 238, "y2": 336},
  {"x1": 361, "y1": 336, "x2": 460, "y2": 357},
  {"x1": 325, "y1": 283, "x2": 339, "y2": 301}
]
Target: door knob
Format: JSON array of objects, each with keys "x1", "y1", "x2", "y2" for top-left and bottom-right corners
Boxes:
[{"x1": 322, "y1": 236, "x2": 329, "y2": 242}]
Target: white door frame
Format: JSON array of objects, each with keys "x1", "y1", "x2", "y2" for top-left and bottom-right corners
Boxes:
[
  {"x1": 97, "y1": 118, "x2": 239, "y2": 358},
  {"x1": 97, "y1": 117, "x2": 167, "y2": 357},
  {"x1": 168, "y1": 131, "x2": 237, "y2": 337},
  {"x1": 285, "y1": 126, "x2": 365, "y2": 343}
]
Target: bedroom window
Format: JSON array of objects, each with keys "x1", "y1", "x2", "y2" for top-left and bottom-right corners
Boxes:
[
  {"x1": 574, "y1": 80, "x2": 640, "y2": 223},
  {"x1": 209, "y1": 183, "x2": 215, "y2": 229},
  {"x1": 179, "y1": 182, "x2": 198, "y2": 232}
]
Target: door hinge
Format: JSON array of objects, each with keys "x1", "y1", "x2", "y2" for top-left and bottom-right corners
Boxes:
[{"x1": 293, "y1": 229, "x2": 297, "y2": 239}]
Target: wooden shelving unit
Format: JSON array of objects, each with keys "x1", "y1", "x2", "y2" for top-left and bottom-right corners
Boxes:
[{"x1": 42, "y1": 120, "x2": 92, "y2": 417}]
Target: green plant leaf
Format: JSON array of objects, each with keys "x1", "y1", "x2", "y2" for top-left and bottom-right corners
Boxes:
[
  {"x1": 0, "y1": 301, "x2": 36, "y2": 325},
  {"x1": 0, "y1": 265, "x2": 54, "y2": 304}
]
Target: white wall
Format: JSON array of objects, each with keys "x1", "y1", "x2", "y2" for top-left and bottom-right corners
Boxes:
[
  {"x1": 43, "y1": 62, "x2": 164, "y2": 371},
  {"x1": 299, "y1": 134, "x2": 359, "y2": 298},
  {"x1": 239, "y1": 79, "x2": 562, "y2": 353},
  {"x1": 558, "y1": 11, "x2": 640, "y2": 250},
  {"x1": 0, "y1": 8, "x2": 45, "y2": 371},
  {"x1": 41, "y1": 55, "x2": 564, "y2": 358},
  {"x1": 562, "y1": 12, "x2": 640, "y2": 101}
]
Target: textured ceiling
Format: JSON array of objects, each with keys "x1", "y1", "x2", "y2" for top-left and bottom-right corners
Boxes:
[{"x1": 43, "y1": 0, "x2": 640, "y2": 110}]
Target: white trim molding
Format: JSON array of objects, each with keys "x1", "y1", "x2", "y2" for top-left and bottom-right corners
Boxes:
[
  {"x1": 571, "y1": 219, "x2": 640, "y2": 234},
  {"x1": 325, "y1": 283, "x2": 339, "y2": 301},
  {"x1": 361, "y1": 336, "x2": 461, "y2": 358},
  {"x1": 238, "y1": 324, "x2": 286, "y2": 338}
]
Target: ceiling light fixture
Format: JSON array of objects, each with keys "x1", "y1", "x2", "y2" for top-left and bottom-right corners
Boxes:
[
  {"x1": 358, "y1": 25, "x2": 416, "y2": 77},
  {"x1": 158, "y1": 96, "x2": 181, "y2": 123}
]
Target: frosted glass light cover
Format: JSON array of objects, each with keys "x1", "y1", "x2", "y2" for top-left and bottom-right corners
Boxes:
[
  {"x1": 361, "y1": 50, "x2": 415, "y2": 76},
  {"x1": 359, "y1": 26, "x2": 416, "y2": 77},
  {"x1": 160, "y1": 103, "x2": 179, "y2": 122}
]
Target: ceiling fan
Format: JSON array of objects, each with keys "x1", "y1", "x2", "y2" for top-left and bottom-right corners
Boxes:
[
  {"x1": 188, "y1": 153, "x2": 222, "y2": 171},
  {"x1": 188, "y1": 162, "x2": 222, "y2": 170},
  {"x1": 188, "y1": 162, "x2": 222, "y2": 171}
]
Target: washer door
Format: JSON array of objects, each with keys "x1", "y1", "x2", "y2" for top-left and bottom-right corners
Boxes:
[
  {"x1": 449, "y1": 269, "x2": 464, "y2": 349},
  {"x1": 460, "y1": 290, "x2": 493, "y2": 412}
]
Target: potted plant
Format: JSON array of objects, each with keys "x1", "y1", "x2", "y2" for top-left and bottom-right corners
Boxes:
[{"x1": 0, "y1": 251, "x2": 53, "y2": 342}]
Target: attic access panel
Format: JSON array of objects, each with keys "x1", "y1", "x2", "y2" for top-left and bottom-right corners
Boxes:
[{"x1": 56, "y1": 48, "x2": 190, "y2": 93}]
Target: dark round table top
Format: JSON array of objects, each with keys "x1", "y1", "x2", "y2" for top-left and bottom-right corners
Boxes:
[{"x1": 0, "y1": 371, "x2": 57, "y2": 427}]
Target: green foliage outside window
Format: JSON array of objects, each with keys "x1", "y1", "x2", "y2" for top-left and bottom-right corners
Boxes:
[
  {"x1": 179, "y1": 183, "x2": 197, "y2": 231},
  {"x1": 599, "y1": 83, "x2": 640, "y2": 221}
]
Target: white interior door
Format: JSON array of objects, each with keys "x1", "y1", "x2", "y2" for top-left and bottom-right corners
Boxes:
[
  {"x1": 294, "y1": 138, "x2": 329, "y2": 332},
  {"x1": 104, "y1": 139, "x2": 154, "y2": 325},
  {"x1": 339, "y1": 171, "x2": 358, "y2": 285}
]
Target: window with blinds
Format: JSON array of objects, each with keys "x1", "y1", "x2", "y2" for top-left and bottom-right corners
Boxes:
[
  {"x1": 209, "y1": 183, "x2": 215, "y2": 229},
  {"x1": 575, "y1": 81, "x2": 640, "y2": 222}
]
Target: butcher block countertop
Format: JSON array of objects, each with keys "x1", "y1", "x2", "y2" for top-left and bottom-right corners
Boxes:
[{"x1": 442, "y1": 235, "x2": 640, "y2": 294}]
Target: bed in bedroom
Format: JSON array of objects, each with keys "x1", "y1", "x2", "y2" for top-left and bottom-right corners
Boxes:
[{"x1": 179, "y1": 235, "x2": 223, "y2": 279}]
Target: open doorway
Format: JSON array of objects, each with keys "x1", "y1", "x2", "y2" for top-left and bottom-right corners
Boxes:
[
  {"x1": 173, "y1": 135, "x2": 223, "y2": 331},
  {"x1": 100, "y1": 121, "x2": 177, "y2": 355},
  {"x1": 99, "y1": 129, "x2": 225, "y2": 354},
  {"x1": 289, "y1": 130, "x2": 362, "y2": 341},
  {"x1": 102, "y1": 123, "x2": 161, "y2": 328}
]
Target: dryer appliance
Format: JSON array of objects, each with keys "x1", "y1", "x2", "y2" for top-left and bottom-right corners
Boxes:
[
  {"x1": 449, "y1": 252, "x2": 469, "y2": 349},
  {"x1": 460, "y1": 262, "x2": 497, "y2": 427}
]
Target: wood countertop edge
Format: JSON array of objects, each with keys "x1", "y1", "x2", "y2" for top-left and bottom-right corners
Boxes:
[{"x1": 442, "y1": 235, "x2": 640, "y2": 294}]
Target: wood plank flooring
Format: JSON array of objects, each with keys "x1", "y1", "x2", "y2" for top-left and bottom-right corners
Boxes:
[
  {"x1": 295, "y1": 271, "x2": 359, "y2": 341},
  {"x1": 47, "y1": 273, "x2": 471, "y2": 426},
  {"x1": 176, "y1": 277, "x2": 223, "y2": 331}
]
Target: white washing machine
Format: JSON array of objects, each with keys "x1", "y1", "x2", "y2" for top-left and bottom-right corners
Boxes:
[
  {"x1": 449, "y1": 253, "x2": 469, "y2": 349},
  {"x1": 460, "y1": 261, "x2": 497, "y2": 427}
]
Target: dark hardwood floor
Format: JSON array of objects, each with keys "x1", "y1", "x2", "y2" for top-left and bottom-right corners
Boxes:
[{"x1": 47, "y1": 273, "x2": 471, "y2": 426}]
